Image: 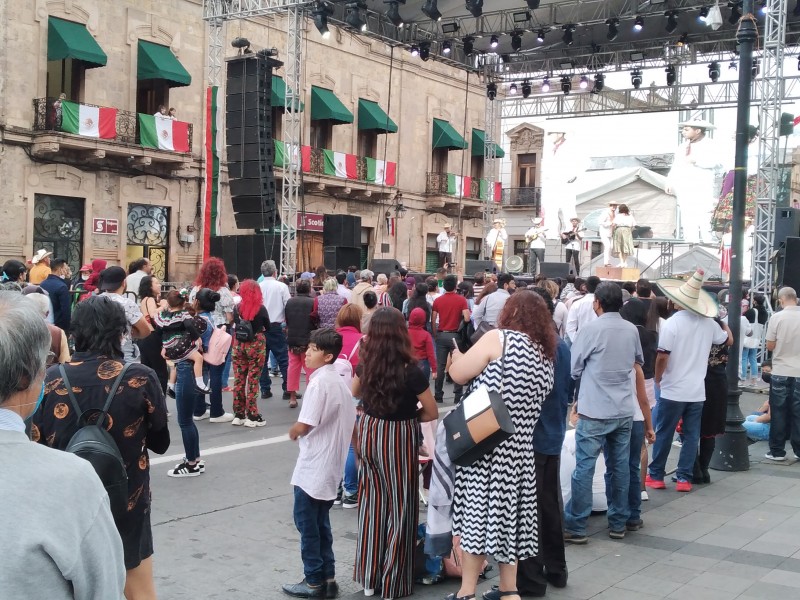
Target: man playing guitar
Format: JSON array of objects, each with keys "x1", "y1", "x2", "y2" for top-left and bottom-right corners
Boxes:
[
  {"x1": 524, "y1": 216, "x2": 548, "y2": 275},
  {"x1": 561, "y1": 217, "x2": 584, "y2": 275}
]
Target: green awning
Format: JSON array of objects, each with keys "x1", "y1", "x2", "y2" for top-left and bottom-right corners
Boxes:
[
  {"x1": 433, "y1": 118, "x2": 468, "y2": 150},
  {"x1": 358, "y1": 99, "x2": 397, "y2": 133},
  {"x1": 271, "y1": 76, "x2": 304, "y2": 111},
  {"x1": 137, "y1": 40, "x2": 191, "y2": 87},
  {"x1": 472, "y1": 129, "x2": 505, "y2": 158},
  {"x1": 47, "y1": 17, "x2": 107, "y2": 68},
  {"x1": 311, "y1": 86, "x2": 353, "y2": 124}
]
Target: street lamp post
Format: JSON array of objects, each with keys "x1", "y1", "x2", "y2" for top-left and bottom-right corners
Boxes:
[{"x1": 710, "y1": 1, "x2": 756, "y2": 472}]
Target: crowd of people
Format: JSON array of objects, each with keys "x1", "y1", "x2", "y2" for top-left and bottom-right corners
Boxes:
[{"x1": 2, "y1": 246, "x2": 799, "y2": 600}]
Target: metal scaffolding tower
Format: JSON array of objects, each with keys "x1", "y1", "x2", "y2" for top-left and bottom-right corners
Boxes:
[
  {"x1": 483, "y1": 83, "x2": 498, "y2": 253},
  {"x1": 753, "y1": 1, "x2": 788, "y2": 296}
]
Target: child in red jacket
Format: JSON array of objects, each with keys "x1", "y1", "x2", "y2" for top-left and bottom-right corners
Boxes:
[{"x1": 408, "y1": 307, "x2": 437, "y2": 379}]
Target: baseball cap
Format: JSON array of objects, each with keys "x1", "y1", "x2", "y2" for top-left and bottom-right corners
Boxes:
[{"x1": 99, "y1": 266, "x2": 126, "y2": 291}]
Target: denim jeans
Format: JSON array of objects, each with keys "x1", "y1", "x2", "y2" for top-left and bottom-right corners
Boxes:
[
  {"x1": 343, "y1": 413, "x2": 360, "y2": 495},
  {"x1": 434, "y1": 332, "x2": 462, "y2": 402},
  {"x1": 197, "y1": 362, "x2": 226, "y2": 418},
  {"x1": 293, "y1": 486, "x2": 335, "y2": 585},
  {"x1": 741, "y1": 347, "x2": 758, "y2": 380},
  {"x1": 768, "y1": 375, "x2": 800, "y2": 458},
  {"x1": 648, "y1": 398, "x2": 703, "y2": 482},
  {"x1": 221, "y1": 348, "x2": 233, "y2": 386},
  {"x1": 269, "y1": 351, "x2": 278, "y2": 371},
  {"x1": 605, "y1": 420, "x2": 644, "y2": 524},
  {"x1": 564, "y1": 416, "x2": 632, "y2": 535},
  {"x1": 175, "y1": 361, "x2": 201, "y2": 462},
  {"x1": 259, "y1": 325, "x2": 289, "y2": 394},
  {"x1": 743, "y1": 414, "x2": 770, "y2": 441}
]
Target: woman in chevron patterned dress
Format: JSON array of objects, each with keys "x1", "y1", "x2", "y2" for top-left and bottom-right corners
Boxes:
[{"x1": 448, "y1": 290, "x2": 557, "y2": 600}]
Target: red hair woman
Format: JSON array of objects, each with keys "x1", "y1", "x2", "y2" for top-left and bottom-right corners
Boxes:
[{"x1": 231, "y1": 279, "x2": 270, "y2": 427}]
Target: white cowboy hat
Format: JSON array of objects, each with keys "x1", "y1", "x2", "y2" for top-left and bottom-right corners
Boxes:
[
  {"x1": 532, "y1": 217, "x2": 544, "y2": 224},
  {"x1": 655, "y1": 268, "x2": 718, "y2": 318},
  {"x1": 493, "y1": 217, "x2": 504, "y2": 224},
  {"x1": 608, "y1": 201, "x2": 619, "y2": 207},
  {"x1": 31, "y1": 249, "x2": 52, "y2": 264},
  {"x1": 678, "y1": 119, "x2": 716, "y2": 130},
  {"x1": 442, "y1": 223, "x2": 452, "y2": 228}
]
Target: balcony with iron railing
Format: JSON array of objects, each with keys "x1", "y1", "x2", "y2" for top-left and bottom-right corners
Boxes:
[
  {"x1": 502, "y1": 187, "x2": 542, "y2": 212},
  {"x1": 425, "y1": 172, "x2": 501, "y2": 209},
  {"x1": 31, "y1": 97, "x2": 193, "y2": 165}
]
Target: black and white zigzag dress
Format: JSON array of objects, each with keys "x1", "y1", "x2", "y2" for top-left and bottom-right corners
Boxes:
[{"x1": 451, "y1": 329, "x2": 554, "y2": 564}]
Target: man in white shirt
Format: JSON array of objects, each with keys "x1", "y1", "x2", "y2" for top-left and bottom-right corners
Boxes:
[
  {"x1": 765, "y1": 287, "x2": 800, "y2": 461},
  {"x1": 335, "y1": 271, "x2": 352, "y2": 301},
  {"x1": 525, "y1": 217, "x2": 548, "y2": 276},
  {"x1": 436, "y1": 224, "x2": 455, "y2": 269},
  {"x1": 472, "y1": 273, "x2": 515, "y2": 329},
  {"x1": 599, "y1": 203, "x2": 617, "y2": 267},
  {"x1": 647, "y1": 269, "x2": 729, "y2": 493},
  {"x1": 565, "y1": 276, "x2": 600, "y2": 346},
  {"x1": 258, "y1": 260, "x2": 291, "y2": 400},
  {"x1": 125, "y1": 257, "x2": 151, "y2": 295},
  {"x1": 561, "y1": 217, "x2": 583, "y2": 276}
]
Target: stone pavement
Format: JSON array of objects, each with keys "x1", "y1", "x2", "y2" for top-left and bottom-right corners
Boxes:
[{"x1": 149, "y1": 382, "x2": 800, "y2": 600}]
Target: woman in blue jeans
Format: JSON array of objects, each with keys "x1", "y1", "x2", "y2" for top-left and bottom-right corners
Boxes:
[
  {"x1": 169, "y1": 358, "x2": 206, "y2": 477},
  {"x1": 192, "y1": 287, "x2": 234, "y2": 422}
]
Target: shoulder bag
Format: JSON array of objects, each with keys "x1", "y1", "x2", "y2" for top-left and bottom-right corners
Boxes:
[{"x1": 443, "y1": 332, "x2": 515, "y2": 467}]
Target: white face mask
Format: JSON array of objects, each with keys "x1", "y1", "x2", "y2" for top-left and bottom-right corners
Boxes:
[{"x1": 81, "y1": 273, "x2": 90, "y2": 281}]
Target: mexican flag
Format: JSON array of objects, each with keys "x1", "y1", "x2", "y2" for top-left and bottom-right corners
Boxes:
[
  {"x1": 61, "y1": 101, "x2": 117, "y2": 139},
  {"x1": 139, "y1": 114, "x2": 190, "y2": 152},
  {"x1": 447, "y1": 174, "x2": 472, "y2": 197},
  {"x1": 275, "y1": 140, "x2": 311, "y2": 172},
  {"x1": 365, "y1": 158, "x2": 397, "y2": 186},
  {"x1": 479, "y1": 179, "x2": 503, "y2": 203},
  {"x1": 323, "y1": 150, "x2": 357, "y2": 179}
]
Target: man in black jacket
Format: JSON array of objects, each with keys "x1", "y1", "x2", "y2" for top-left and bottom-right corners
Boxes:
[
  {"x1": 39, "y1": 258, "x2": 72, "y2": 333},
  {"x1": 284, "y1": 279, "x2": 318, "y2": 407}
]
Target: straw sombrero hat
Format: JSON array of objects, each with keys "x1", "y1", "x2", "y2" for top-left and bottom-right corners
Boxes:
[
  {"x1": 655, "y1": 268, "x2": 718, "y2": 318},
  {"x1": 678, "y1": 119, "x2": 716, "y2": 130}
]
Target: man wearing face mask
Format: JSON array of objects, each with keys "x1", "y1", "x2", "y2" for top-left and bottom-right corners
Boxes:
[
  {"x1": 72, "y1": 263, "x2": 93, "y2": 292},
  {"x1": 0, "y1": 292, "x2": 125, "y2": 599}
]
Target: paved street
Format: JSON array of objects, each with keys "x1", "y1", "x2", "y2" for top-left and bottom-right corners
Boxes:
[{"x1": 149, "y1": 381, "x2": 800, "y2": 600}]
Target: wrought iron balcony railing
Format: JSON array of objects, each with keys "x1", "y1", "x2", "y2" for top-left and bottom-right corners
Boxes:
[{"x1": 502, "y1": 187, "x2": 542, "y2": 211}]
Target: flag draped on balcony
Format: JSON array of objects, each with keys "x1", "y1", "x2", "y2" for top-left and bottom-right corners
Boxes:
[
  {"x1": 274, "y1": 140, "x2": 313, "y2": 173},
  {"x1": 139, "y1": 114, "x2": 190, "y2": 152},
  {"x1": 365, "y1": 158, "x2": 397, "y2": 186},
  {"x1": 323, "y1": 150, "x2": 357, "y2": 179},
  {"x1": 447, "y1": 174, "x2": 472, "y2": 197},
  {"x1": 60, "y1": 101, "x2": 117, "y2": 139},
  {"x1": 479, "y1": 179, "x2": 503, "y2": 202}
]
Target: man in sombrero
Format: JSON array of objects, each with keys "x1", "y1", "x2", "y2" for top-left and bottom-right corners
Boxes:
[{"x1": 646, "y1": 269, "x2": 730, "y2": 493}]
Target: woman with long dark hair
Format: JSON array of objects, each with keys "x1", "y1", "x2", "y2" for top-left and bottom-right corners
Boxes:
[
  {"x1": 231, "y1": 280, "x2": 269, "y2": 427},
  {"x1": 136, "y1": 275, "x2": 169, "y2": 392},
  {"x1": 352, "y1": 308, "x2": 438, "y2": 598},
  {"x1": 403, "y1": 282, "x2": 431, "y2": 323},
  {"x1": 447, "y1": 291, "x2": 556, "y2": 600},
  {"x1": 388, "y1": 280, "x2": 409, "y2": 311}
]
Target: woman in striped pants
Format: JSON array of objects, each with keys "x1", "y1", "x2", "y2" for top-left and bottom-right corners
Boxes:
[{"x1": 351, "y1": 308, "x2": 439, "y2": 599}]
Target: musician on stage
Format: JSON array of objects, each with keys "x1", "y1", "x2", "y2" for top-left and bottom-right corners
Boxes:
[
  {"x1": 599, "y1": 202, "x2": 617, "y2": 267},
  {"x1": 561, "y1": 217, "x2": 584, "y2": 276},
  {"x1": 524, "y1": 216, "x2": 548, "y2": 275},
  {"x1": 436, "y1": 223, "x2": 455, "y2": 269},
  {"x1": 486, "y1": 218, "x2": 508, "y2": 272}
]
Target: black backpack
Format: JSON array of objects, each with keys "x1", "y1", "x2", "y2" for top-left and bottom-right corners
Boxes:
[
  {"x1": 234, "y1": 307, "x2": 255, "y2": 342},
  {"x1": 59, "y1": 363, "x2": 131, "y2": 520}
]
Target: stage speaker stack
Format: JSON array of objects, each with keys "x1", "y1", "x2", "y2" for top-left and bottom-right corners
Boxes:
[
  {"x1": 774, "y1": 207, "x2": 800, "y2": 250},
  {"x1": 540, "y1": 262, "x2": 570, "y2": 279},
  {"x1": 324, "y1": 247, "x2": 361, "y2": 272},
  {"x1": 465, "y1": 259, "x2": 496, "y2": 274},
  {"x1": 775, "y1": 236, "x2": 800, "y2": 291},
  {"x1": 322, "y1": 214, "x2": 361, "y2": 271},
  {"x1": 370, "y1": 259, "x2": 402, "y2": 276},
  {"x1": 226, "y1": 51, "x2": 283, "y2": 230}
]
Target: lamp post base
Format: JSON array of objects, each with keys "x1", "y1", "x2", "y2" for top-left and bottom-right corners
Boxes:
[{"x1": 710, "y1": 386, "x2": 751, "y2": 472}]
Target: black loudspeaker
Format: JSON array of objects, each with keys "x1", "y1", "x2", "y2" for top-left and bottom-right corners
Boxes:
[
  {"x1": 324, "y1": 246, "x2": 361, "y2": 272},
  {"x1": 540, "y1": 262, "x2": 571, "y2": 278},
  {"x1": 465, "y1": 259, "x2": 497, "y2": 274},
  {"x1": 226, "y1": 51, "x2": 283, "y2": 230},
  {"x1": 323, "y1": 214, "x2": 361, "y2": 247},
  {"x1": 774, "y1": 207, "x2": 800, "y2": 249},
  {"x1": 370, "y1": 258, "x2": 402, "y2": 276},
  {"x1": 209, "y1": 234, "x2": 280, "y2": 280},
  {"x1": 775, "y1": 237, "x2": 800, "y2": 290}
]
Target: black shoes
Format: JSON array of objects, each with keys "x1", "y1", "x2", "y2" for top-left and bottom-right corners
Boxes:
[
  {"x1": 281, "y1": 579, "x2": 338, "y2": 598},
  {"x1": 261, "y1": 389, "x2": 273, "y2": 399}
]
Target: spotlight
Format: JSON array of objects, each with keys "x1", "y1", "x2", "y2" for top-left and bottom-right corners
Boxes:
[
  {"x1": 665, "y1": 64, "x2": 676, "y2": 86},
  {"x1": 729, "y1": 61, "x2": 738, "y2": 71},
  {"x1": 606, "y1": 18, "x2": 619, "y2": 41},
  {"x1": 419, "y1": 42, "x2": 430, "y2": 61},
  {"x1": 526, "y1": 0, "x2": 541, "y2": 8},
  {"x1": 541, "y1": 78, "x2": 551, "y2": 93},
  {"x1": 536, "y1": 29, "x2": 546, "y2": 42},
  {"x1": 509, "y1": 83, "x2": 518, "y2": 95},
  {"x1": 665, "y1": 11, "x2": 678, "y2": 33},
  {"x1": 752, "y1": 59, "x2": 759, "y2": 78},
  {"x1": 345, "y1": 1, "x2": 367, "y2": 31},
  {"x1": 560, "y1": 76, "x2": 572, "y2": 95},
  {"x1": 591, "y1": 42, "x2": 601, "y2": 54},
  {"x1": 441, "y1": 22, "x2": 459, "y2": 34},
  {"x1": 631, "y1": 69, "x2": 642, "y2": 89},
  {"x1": 677, "y1": 33, "x2": 689, "y2": 47},
  {"x1": 441, "y1": 40, "x2": 451, "y2": 55},
  {"x1": 521, "y1": 80, "x2": 532, "y2": 98},
  {"x1": 462, "y1": 36, "x2": 474, "y2": 55},
  {"x1": 466, "y1": 0, "x2": 483, "y2": 18},
  {"x1": 487, "y1": 82, "x2": 497, "y2": 101},
  {"x1": 758, "y1": 1, "x2": 767, "y2": 15},
  {"x1": 708, "y1": 61, "x2": 720, "y2": 82},
  {"x1": 728, "y1": 2, "x2": 742, "y2": 24},
  {"x1": 511, "y1": 32, "x2": 522, "y2": 52},
  {"x1": 385, "y1": 1, "x2": 404, "y2": 28},
  {"x1": 421, "y1": 0, "x2": 441, "y2": 22},
  {"x1": 490, "y1": 35, "x2": 499, "y2": 49},
  {"x1": 513, "y1": 11, "x2": 531, "y2": 23},
  {"x1": 698, "y1": 6, "x2": 709, "y2": 21},
  {"x1": 798, "y1": 55, "x2": 800, "y2": 71},
  {"x1": 562, "y1": 24, "x2": 575, "y2": 46},
  {"x1": 579, "y1": 75, "x2": 589, "y2": 89},
  {"x1": 593, "y1": 73, "x2": 605, "y2": 92},
  {"x1": 410, "y1": 45, "x2": 419, "y2": 57},
  {"x1": 634, "y1": 15, "x2": 644, "y2": 32},
  {"x1": 312, "y1": 3, "x2": 333, "y2": 38}
]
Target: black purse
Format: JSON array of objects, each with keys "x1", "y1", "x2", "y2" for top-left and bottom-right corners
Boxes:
[{"x1": 443, "y1": 333, "x2": 515, "y2": 467}]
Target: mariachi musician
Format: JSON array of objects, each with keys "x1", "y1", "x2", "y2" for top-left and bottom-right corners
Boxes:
[
  {"x1": 524, "y1": 216, "x2": 548, "y2": 275},
  {"x1": 485, "y1": 217, "x2": 508, "y2": 272},
  {"x1": 561, "y1": 217, "x2": 585, "y2": 275}
]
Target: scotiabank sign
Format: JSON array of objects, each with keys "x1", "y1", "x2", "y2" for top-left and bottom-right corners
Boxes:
[{"x1": 297, "y1": 212, "x2": 324, "y2": 232}]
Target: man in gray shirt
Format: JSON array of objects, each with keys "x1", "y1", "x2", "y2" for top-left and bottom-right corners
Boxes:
[
  {"x1": 563, "y1": 282, "x2": 648, "y2": 543},
  {"x1": 472, "y1": 273, "x2": 516, "y2": 328}
]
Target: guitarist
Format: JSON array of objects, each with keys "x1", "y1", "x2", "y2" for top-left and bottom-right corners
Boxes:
[
  {"x1": 524, "y1": 216, "x2": 548, "y2": 275},
  {"x1": 561, "y1": 217, "x2": 583, "y2": 275}
]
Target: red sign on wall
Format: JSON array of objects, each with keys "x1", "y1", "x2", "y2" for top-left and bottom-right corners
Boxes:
[
  {"x1": 92, "y1": 218, "x2": 119, "y2": 235},
  {"x1": 297, "y1": 212, "x2": 324, "y2": 232}
]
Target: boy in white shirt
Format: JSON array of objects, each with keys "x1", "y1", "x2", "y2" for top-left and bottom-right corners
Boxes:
[{"x1": 283, "y1": 329, "x2": 357, "y2": 599}]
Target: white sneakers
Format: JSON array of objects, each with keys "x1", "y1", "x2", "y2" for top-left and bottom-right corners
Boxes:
[{"x1": 209, "y1": 412, "x2": 235, "y2": 423}]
